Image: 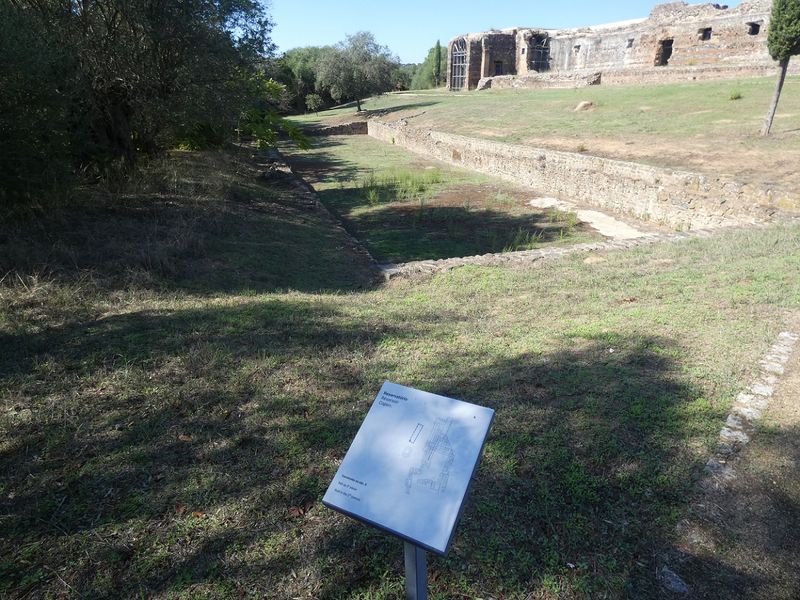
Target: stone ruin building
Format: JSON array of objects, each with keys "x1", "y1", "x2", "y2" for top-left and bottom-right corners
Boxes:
[{"x1": 447, "y1": 0, "x2": 781, "y2": 91}]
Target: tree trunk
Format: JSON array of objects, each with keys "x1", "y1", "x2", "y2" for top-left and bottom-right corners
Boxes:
[
  {"x1": 761, "y1": 58, "x2": 790, "y2": 136},
  {"x1": 356, "y1": 97, "x2": 361, "y2": 112}
]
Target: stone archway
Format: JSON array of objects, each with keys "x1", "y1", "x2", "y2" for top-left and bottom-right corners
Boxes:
[{"x1": 450, "y1": 39, "x2": 467, "y2": 90}]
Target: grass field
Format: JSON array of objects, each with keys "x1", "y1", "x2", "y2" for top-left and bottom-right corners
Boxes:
[
  {"x1": 292, "y1": 76, "x2": 800, "y2": 191},
  {"x1": 2, "y1": 147, "x2": 799, "y2": 599},
  {"x1": 280, "y1": 135, "x2": 599, "y2": 263}
]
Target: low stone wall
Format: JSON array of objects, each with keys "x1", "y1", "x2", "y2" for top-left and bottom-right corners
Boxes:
[
  {"x1": 309, "y1": 121, "x2": 367, "y2": 136},
  {"x1": 367, "y1": 119, "x2": 792, "y2": 229},
  {"x1": 483, "y1": 71, "x2": 602, "y2": 90},
  {"x1": 469, "y1": 63, "x2": 799, "y2": 91},
  {"x1": 600, "y1": 62, "x2": 799, "y2": 86}
]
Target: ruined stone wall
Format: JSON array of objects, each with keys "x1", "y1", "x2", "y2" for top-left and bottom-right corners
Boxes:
[
  {"x1": 468, "y1": 39, "x2": 483, "y2": 90},
  {"x1": 488, "y1": 71, "x2": 601, "y2": 90},
  {"x1": 546, "y1": 2, "x2": 771, "y2": 72},
  {"x1": 549, "y1": 28, "x2": 640, "y2": 72},
  {"x1": 481, "y1": 33, "x2": 517, "y2": 77},
  {"x1": 600, "y1": 62, "x2": 799, "y2": 85},
  {"x1": 451, "y1": 1, "x2": 775, "y2": 90},
  {"x1": 309, "y1": 121, "x2": 368, "y2": 136},
  {"x1": 368, "y1": 119, "x2": 790, "y2": 230}
]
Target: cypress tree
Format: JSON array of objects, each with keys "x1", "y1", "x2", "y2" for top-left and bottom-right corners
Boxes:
[
  {"x1": 434, "y1": 41, "x2": 442, "y2": 87},
  {"x1": 762, "y1": 0, "x2": 800, "y2": 135}
]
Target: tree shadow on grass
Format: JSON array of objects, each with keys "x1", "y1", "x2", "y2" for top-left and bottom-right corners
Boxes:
[
  {"x1": 0, "y1": 298, "x2": 423, "y2": 597},
  {"x1": 280, "y1": 135, "x2": 362, "y2": 188},
  {"x1": 0, "y1": 149, "x2": 379, "y2": 296},
  {"x1": 324, "y1": 201, "x2": 591, "y2": 263},
  {"x1": 313, "y1": 337, "x2": 800, "y2": 599},
  {"x1": 4, "y1": 305, "x2": 797, "y2": 598}
]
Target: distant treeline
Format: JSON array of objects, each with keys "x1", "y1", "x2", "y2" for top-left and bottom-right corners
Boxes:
[{"x1": 272, "y1": 39, "x2": 447, "y2": 114}]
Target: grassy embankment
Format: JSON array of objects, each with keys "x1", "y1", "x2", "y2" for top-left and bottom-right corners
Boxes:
[
  {"x1": 280, "y1": 134, "x2": 599, "y2": 264},
  {"x1": 1, "y1": 148, "x2": 799, "y2": 599},
  {"x1": 293, "y1": 76, "x2": 800, "y2": 193}
]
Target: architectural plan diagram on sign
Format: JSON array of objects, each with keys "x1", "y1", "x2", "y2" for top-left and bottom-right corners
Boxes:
[
  {"x1": 322, "y1": 382, "x2": 494, "y2": 555},
  {"x1": 405, "y1": 417, "x2": 454, "y2": 496}
]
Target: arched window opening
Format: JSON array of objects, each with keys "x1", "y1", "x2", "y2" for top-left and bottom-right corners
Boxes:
[{"x1": 450, "y1": 39, "x2": 467, "y2": 90}]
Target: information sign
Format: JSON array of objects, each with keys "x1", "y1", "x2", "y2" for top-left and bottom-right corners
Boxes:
[{"x1": 322, "y1": 381, "x2": 495, "y2": 556}]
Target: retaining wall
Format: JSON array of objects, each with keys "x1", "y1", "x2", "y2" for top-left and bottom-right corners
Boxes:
[
  {"x1": 309, "y1": 121, "x2": 368, "y2": 136},
  {"x1": 367, "y1": 119, "x2": 792, "y2": 229}
]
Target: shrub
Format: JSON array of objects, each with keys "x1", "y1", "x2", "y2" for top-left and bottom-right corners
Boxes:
[{"x1": 305, "y1": 93, "x2": 324, "y2": 114}]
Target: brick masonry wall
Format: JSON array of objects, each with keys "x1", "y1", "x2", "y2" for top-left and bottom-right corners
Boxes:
[{"x1": 367, "y1": 119, "x2": 796, "y2": 230}]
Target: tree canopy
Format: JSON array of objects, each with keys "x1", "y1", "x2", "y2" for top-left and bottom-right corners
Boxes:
[
  {"x1": 277, "y1": 46, "x2": 334, "y2": 112},
  {"x1": 411, "y1": 41, "x2": 448, "y2": 90},
  {"x1": 768, "y1": 0, "x2": 800, "y2": 60},
  {"x1": 315, "y1": 32, "x2": 398, "y2": 111},
  {"x1": 1, "y1": 0, "x2": 289, "y2": 205},
  {"x1": 762, "y1": 0, "x2": 800, "y2": 134}
]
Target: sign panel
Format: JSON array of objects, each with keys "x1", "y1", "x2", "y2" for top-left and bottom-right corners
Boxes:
[{"x1": 322, "y1": 381, "x2": 495, "y2": 556}]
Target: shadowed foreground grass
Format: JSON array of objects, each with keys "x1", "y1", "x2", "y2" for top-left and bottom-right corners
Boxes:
[{"x1": 1, "y1": 149, "x2": 799, "y2": 599}]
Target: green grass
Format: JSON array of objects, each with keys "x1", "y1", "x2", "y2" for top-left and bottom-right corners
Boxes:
[
  {"x1": 294, "y1": 77, "x2": 800, "y2": 141},
  {"x1": 291, "y1": 77, "x2": 800, "y2": 191},
  {"x1": 2, "y1": 149, "x2": 800, "y2": 599},
  {"x1": 280, "y1": 135, "x2": 598, "y2": 263}
]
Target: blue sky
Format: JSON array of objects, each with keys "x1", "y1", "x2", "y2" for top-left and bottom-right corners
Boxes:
[{"x1": 269, "y1": 0, "x2": 742, "y2": 63}]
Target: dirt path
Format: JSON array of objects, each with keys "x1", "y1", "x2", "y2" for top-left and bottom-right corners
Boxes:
[{"x1": 528, "y1": 197, "x2": 655, "y2": 239}]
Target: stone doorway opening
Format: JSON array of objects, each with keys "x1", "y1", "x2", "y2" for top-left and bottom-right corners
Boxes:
[
  {"x1": 450, "y1": 39, "x2": 468, "y2": 90},
  {"x1": 529, "y1": 35, "x2": 550, "y2": 72},
  {"x1": 655, "y1": 39, "x2": 674, "y2": 66}
]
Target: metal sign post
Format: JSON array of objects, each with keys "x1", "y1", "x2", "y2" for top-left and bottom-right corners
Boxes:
[{"x1": 404, "y1": 541, "x2": 427, "y2": 600}]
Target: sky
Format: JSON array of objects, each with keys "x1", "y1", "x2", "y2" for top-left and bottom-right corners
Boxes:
[{"x1": 269, "y1": 0, "x2": 742, "y2": 64}]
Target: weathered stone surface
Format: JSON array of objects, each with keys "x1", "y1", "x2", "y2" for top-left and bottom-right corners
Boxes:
[
  {"x1": 447, "y1": 1, "x2": 791, "y2": 91},
  {"x1": 309, "y1": 121, "x2": 368, "y2": 136},
  {"x1": 701, "y1": 330, "x2": 799, "y2": 482},
  {"x1": 378, "y1": 225, "x2": 751, "y2": 280},
  {"x1": 368, "y1": 119, "x2": 796, "y2": 230},
  {"x1": 660, "y1": 566, "x2": 691, "y2": 595}
]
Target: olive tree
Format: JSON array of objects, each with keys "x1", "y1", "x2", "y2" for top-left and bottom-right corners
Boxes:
[
  {"x1": 315, "y1": 32, "x2": 397, "y2": 111},
  {"x1": 762, "y1": 0, "x2": 800, "y2": 135}
]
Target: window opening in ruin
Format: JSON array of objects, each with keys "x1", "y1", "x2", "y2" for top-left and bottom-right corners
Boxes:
[
  {"x1": 450, "y1": 39, "x2": 467, "y2": 90},
  {"x1": 655, "y1": 39, "x2": 673, "y2": 66},
  {"x1": 627, "y1": 38, "x2": 634, "y2": 48},
  {"x1": 494, "y1": 61, "x2": 504, "y2": 76},
  {"x1": 747, "y1": 22, "x2": 761, "y2": 35},
  {"x1": 521, "y1": 47, "x2": 526, "y2": 55},
  {"x1": 699, "y1": 27, "x2": 712, "y2": 41},
  {"x1": 573, "y1": 45, "x2": 581, "y2": 54},
  {"x1": 529, "y1": 35, "x2": 550, "y2": 72}
]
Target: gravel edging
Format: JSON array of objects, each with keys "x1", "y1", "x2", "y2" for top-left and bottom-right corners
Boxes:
[
  {"x1": 378, "y1": 225, "x2": 770, "y2": 280},
  {"x1": 705, "y1": 331, "x2": 800, "y2": 483}
]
